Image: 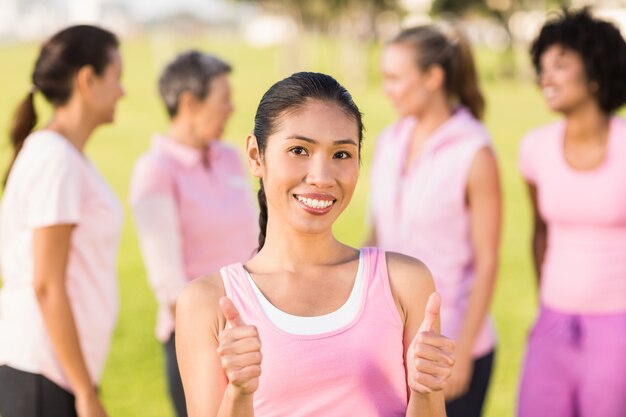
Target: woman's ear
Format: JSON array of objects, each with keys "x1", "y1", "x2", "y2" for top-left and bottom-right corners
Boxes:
[
  {"x1": 246, "y1": 134, "x2": 263, "y2": 178},
  {"x1": 76, "y1": 65, "x2": 96, "y2": 98},
  {"x1": 424, "y1": 64, "x2": 445, "y2": 92},
  {"x1": 177, "y1": 91, "x2": 198, "y2": 118}
]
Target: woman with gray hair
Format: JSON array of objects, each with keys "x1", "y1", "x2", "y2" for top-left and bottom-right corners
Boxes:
[{"x1": 129, "y1": 50, "x2": 258, "y2": 417}]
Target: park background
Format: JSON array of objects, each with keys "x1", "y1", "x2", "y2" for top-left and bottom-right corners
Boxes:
[{"x1": 1, "y1": 0, "x2": 625, "y2": 416}]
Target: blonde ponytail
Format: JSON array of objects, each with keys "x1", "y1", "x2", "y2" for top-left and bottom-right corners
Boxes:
[{"x1": 391, "y1": 23, "x2": 485, "y2": 119}]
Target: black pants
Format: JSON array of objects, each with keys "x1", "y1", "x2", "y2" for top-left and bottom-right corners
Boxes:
[
  {"x1": 445, "y1": 350, "x2": 495, "y2": 417},
  {"x1": 164, "y1": 333, "x2": 188, "y2": 417},
  {"x1": 0, "y1": 365, "x2": 77, "y2": 417}
]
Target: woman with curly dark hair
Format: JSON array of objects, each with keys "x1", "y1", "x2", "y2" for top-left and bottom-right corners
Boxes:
[{"x1": 517, "y1": 8, "x2": 626, "y2": 417}]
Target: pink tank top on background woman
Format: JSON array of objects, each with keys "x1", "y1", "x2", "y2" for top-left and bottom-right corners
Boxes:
[
  {"x1": 220, "y1": 247, "x2": 408, "y2": 417},
  {"x1": 369, "y1": 108, "x2": 496, "y2": 358}
]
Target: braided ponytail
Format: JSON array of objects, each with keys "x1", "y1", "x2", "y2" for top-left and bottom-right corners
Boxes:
[{"x1": 257, "y1": 180, "x2": 269, "y2": 250}]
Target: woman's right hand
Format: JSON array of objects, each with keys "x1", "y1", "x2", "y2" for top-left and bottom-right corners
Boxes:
[
  {"x1": 75, "y1": 390, "x2": 108, "y2": 417},
  {"x1": 217, "y1": 297, "x2": 263, "y2": 396},
  {"x1": 407, "y1": 293, "x2": 455, "y2": 395}
]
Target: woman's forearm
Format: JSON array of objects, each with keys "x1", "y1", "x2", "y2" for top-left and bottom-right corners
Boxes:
[
  {"x1": 461, "y1": 146, "x2": 500, "y2": 355},
  {"x1": 406, "y1": 391, "x2": 446, "y2": 417},
  {"x1": 532, "y1": 229, "x2": 547, "y2": 287},
  {"x1": 526, "y1": 182, "x2": 546, "y2": 289},
  {"x1": 217, "y1": 383, "x2": 255, "y2": 417},
  {"x1": 132, "y1": 195, "x2": 188, "y2": 307},
  {"x1": 35, "y1": 282, "x2": 96, "y2": 397},
  {"x1": 33, "y1": 225, "x2": 97, "y2": 399},
  {"x1": 456, "y1": 262, "x2": 497, "y2": 356}
]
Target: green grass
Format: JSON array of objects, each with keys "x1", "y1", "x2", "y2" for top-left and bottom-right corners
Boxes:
[{"x1": 0, "y1": 34, "x2": 562, "y2": 416}]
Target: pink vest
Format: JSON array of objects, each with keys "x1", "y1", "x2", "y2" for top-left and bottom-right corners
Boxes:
[
  {"x1": 369, "y1": 108, "x2": 496, "y2": 357},
  {"x1": 220, "y1": 248, "x2": 408, "y2": 417}
]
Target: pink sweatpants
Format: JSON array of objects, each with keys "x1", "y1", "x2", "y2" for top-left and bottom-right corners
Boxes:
[{"x1": 518, "y1": 306, "x2": 626, "y2": 417}]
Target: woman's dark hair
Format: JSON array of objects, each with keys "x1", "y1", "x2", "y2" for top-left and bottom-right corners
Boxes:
[
  {"x1": 391, "y1": 24, "x2": 485, "y2": 120},
  {"x1": 253, "y1": 72, "x2": 363, "y2": 250},
  {"x1": 5, "y1": 25, "x2": 119, "y2": 185},
  {"x1": 531, "y1": 8, "x2": 626, "y2": 114}
]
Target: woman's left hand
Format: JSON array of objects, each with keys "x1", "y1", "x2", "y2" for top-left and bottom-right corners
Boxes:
[{"x1": 407, "y1": 293, "x2": 456, "y2": 394}]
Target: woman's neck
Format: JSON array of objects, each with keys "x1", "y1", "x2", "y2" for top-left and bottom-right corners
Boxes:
[
  {"x1": 168, "y1": 119, "x2": 207, "y2": 150},
  {"x1": 46, "y1": 103, "x2": 97, "y2": 151},
  {"x1": 564, "y1": 101, "x2": 610, "y2": 144},
  {"x1": 403, "y1": 96, "x2": 453, "y2": 173},
  {"x1": 253, "y1": 224, "x2": 354, "y2": 273},
  {"x1": 413, "y1": 99, "x2": 453, "y2": 143}
]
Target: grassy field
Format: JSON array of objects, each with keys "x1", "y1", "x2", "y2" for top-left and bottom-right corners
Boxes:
[{"x1": 0, "y1": 32, "x2": 561, "y2": 416}]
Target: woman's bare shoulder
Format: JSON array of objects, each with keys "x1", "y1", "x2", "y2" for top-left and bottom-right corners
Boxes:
[
  {"x1": 384, "y1": 251, "x2": 436, "y2": 320},
  {"x1": 385, "y1": 251, "x2": 434, "y2": 290},
  {"x1": 176, "y1": 273, "x2": 226, "y2": 332}
]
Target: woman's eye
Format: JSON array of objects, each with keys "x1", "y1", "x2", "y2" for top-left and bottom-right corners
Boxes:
[
  {"x1": 334, "y1": 151, "x2": 351, "y2": 159},
  {"x1": 289, "y1": 147, "x2": 308, "y2": 156}
]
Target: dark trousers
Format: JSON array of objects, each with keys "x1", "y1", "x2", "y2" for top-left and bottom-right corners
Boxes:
[
  {"x1": 0, "y1": 365, "x2": 77, "y2": 417},
  {"x1": 446, "y1": 350, "x2": 495, "y2": 417},
  {"x1": 164, "y1": 333, "x2": 188, "y2": 417}
]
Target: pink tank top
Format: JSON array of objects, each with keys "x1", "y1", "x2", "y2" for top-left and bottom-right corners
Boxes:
[
  {"x1": 369, "y1": 108, "x2": 496, "y2": 357},
  {"x1": 220, "y1": 247, "x2": 408, "y2": 417}
]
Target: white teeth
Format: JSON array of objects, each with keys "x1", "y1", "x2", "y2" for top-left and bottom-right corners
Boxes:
[{"x1": 296, "y1": 195, "x2": 334, "y2": 209}]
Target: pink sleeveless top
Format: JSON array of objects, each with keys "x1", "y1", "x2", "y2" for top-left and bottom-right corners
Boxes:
[
  {"x1": 369, "y1": 108, "x2": 496, "y2": 357},
  {"x1": 220, "y1": 247, "x2": 408, "y2": 417}
]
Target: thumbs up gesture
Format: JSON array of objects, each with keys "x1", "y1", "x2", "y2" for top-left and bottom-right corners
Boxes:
[
  {"x1": 217, "y1": 297, "x2": 263, "y2": 395},
  {"x1": 407, "y1": 293, "x2": 455, "y2": 394}
]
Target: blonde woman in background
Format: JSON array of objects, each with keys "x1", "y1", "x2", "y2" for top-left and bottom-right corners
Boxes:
[{"x1": 369, "y1": 24, "x2": 501, "y2": 417}]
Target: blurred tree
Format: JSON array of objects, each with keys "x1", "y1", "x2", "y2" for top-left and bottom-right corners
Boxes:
[
  {"x1": 432, "y1": 0, "x2": 484, "y2": 15},
  {"x1": 431, "y1": 0, "x2": 564, "y2": 78},
  {"x1": 236, "y1": 0, "x2": 399, "y2": 32},
  {"x1": 236, "y1": 0, "x2": 402, "y2": 89},
  {"x1": 432, "y1": 0, "x2": 565, "y2": 15}
]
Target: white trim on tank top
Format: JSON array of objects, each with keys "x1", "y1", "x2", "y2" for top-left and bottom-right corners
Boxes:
[{"x1": 244, "y1": 250, "x2": 365, "y2": 335}]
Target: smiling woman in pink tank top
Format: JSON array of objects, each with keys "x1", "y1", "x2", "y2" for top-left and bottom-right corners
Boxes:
[
  {"x1": 175, "y1": 72, "x2": 456, "y2": 417},
  {"x1": 369, "y1": 24, "x2": 501, "y2": 417}
]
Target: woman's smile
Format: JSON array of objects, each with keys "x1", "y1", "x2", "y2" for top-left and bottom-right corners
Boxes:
[{"x1": 293, "y1": 193, "x2": 336, "y2": 214}]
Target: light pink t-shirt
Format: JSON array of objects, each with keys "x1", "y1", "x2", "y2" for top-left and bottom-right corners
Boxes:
[
  {"x1": 130, "y1": 135, "x2": 258, "y2": 341},
  {"x1": 369, "y1": 108, "x2": 496, "y2": 357},
  {"x1": 518, "y1": 117, "x2": 626, "y2": 313},
  {"x1": 0, "y1": 130, "x2": 122, "y2": 391},
  {"x1": 221, "y1": 247, "x2": 408, "y2": 417}
]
